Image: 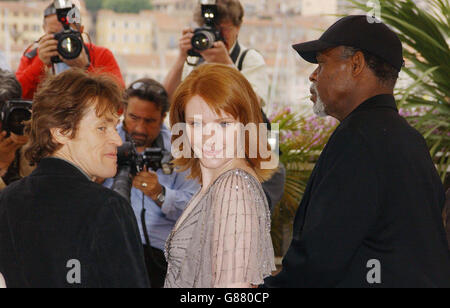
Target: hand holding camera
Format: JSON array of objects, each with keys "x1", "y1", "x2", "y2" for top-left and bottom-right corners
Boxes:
[
  {"x1": 180, "y1": 28, "x2": 231, "y2": 65},
  {"x1": 48, "y1": 0, "x2": 85, "y2": 65},
  {"x1": 184, "y1": 0, "x2": 235, "y2": 66},
  {"x1": 62, "y1": 46, "x2": 89, "y2": 69},
  {"x1": 132, "y1": 166, "x2": 164, "y2": 201},
  {"x1": 38, "y1": 0, "x2": 86, "y2": 68},
  {"x1": 38, "y1": 34, "x2": 59, "y2": 66},
  {"x1": 0, "y1": 99, "x2": 32, "y2": 174},
  {"x1": 179, "y1": 28, "x2": 195, "y2": 59},
  {"x1": 0, "y1": 131, "x2": 28, "y2": 174},
  {"x1": 200, "y1": 40, "x2": 233, "y2": 65},
  {"x1": 39, "y1": 34, "x2": 88, "y2": 69},
  {"x1": 111, "y1": 141, "x2": 173, "y2": 204}
]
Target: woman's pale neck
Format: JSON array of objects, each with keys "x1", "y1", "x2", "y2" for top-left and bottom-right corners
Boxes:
[{"x1": 200, "y1": 159, "x2": 251, "y2": 193}]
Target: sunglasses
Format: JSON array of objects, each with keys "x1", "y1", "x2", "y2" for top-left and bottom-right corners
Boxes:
[{"x1": 130, "y1": 82, "x2": 167, "y2": 97}]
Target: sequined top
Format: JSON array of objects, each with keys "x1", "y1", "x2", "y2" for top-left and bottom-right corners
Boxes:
[{"x1": 164, "y1": 169, "x2": 276, "y2": 288}]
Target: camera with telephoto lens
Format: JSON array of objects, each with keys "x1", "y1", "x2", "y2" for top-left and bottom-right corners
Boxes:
[
  {"x1": 51, "y1": 0, "x2": 83, "y2": 64},
  {"x1": 111, "y1": 139, "x2": 174, "y2": 203},
  {"x1": 0, "y1": 100, "x2": 32, "y2": 137},
  {"x1": 187, "y1": 0, "x2": 224, "y2": 59}
]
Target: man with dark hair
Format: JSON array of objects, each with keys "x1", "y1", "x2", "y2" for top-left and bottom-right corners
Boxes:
[
  {"x1": 103, "y1": 78, "x2": 199, "y2": 288},
  {"x1": 16, "y1": 1, "x2": 124, "y2": 99},
  {"x1": 0, "y1": 69, "x2": 34, "y2": 190},
  {"x1": 0, "y1": 69, "x2": 150, "y2": 288},
  {"x1": 263, "y1": 15, "x2": 450, "y2": 288}
]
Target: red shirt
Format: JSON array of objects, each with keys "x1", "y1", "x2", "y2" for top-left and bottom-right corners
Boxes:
[{"x1": 16, "y1": 43, "x2": 125, "y2": 99}]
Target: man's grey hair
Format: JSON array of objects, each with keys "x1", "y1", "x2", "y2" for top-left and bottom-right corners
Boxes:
[
  {"x1": 341, "y1": 46, "x2": 399, "y2": 88},
  {"x1": 0, "y1": 69, "x2": 22, "y2": 105}
]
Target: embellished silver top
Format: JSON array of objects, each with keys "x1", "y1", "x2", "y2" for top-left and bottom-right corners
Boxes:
[{"x1": 164, "y1": 168, "x2": 276, "y2": 288}]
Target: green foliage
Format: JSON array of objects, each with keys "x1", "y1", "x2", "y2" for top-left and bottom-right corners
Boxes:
[
  {"x1": 349, "y1": 0, "x2": 450, "y2": 184},
  {"x1": 87, "y1": 0, "x2": 153, "y2": 13},
  {"x1": 86, "y1": 0, "x2": 104, "y2": 12},
  {"x1": 104, "y1": 0, "x2": 152, "y2": 13}
]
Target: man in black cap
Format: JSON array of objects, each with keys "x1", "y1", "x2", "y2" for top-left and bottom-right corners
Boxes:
[{"x1": 263, "y1": 15, "x2": 450, "y2": 288}]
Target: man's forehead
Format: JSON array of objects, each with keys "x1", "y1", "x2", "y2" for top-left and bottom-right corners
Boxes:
[
  {"x1": 99, "y1": 113, "x2": 120, "y2": 123},
  {"x1": 84, "y1": 104, "x2": 119, "y2": 122}
]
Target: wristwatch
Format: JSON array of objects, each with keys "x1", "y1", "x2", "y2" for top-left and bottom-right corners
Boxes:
[{"x1": 156, "y1": 186, "x2": 166, "y2": 205}]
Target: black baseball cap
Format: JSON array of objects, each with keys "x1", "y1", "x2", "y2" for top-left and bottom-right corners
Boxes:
[{"x1": 293, "y1": 15, "x2": 404, "y2": 71}]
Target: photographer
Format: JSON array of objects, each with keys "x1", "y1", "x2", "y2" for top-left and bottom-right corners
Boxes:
[
  {"x1": 103, "y1": 79, "x2": 200, "y2": 288},
  {"x1": 164, "y1": 0, "x2": 269, "y2": 104},
  {"x1": 16, "y1": 1, "x2": 124, "y2": 99},
  {"x1": 0, "y1": 69, "x2": 34, "y2": 190}
]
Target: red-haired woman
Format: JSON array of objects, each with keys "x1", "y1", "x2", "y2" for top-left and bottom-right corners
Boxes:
[{"x1": 165, "y1": 63, "x2": 277, "y2": 288}]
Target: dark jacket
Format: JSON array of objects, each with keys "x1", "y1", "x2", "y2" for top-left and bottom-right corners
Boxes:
[
  {"x1": 264, "y1": 95, "x2": 450, "y2": 288},
  {"x1": 445, "y1": 189, "x2": 450, "y2": 250},
  {"x1": 0, "y1": 158, "x2": 150, "y2": 288}
]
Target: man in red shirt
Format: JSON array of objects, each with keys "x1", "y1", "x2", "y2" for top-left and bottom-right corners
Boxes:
[{"x1": 16, "y1": 2, "x2": 124, "y2": 99}]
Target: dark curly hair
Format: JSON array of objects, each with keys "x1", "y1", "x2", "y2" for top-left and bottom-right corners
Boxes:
[{"x1": 125, "y1": 78, "x2": 169, "y2": 116}]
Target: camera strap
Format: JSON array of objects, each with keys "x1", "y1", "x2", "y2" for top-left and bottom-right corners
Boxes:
[
  {"x1": 141, "y1": 192, "x2": 167, "y2": 271},
  {"x1": 229, "y1": 41, "x2": 242, "y2": 65},
  {"x1": 237, "y1": 48, "x2": 251, "y2": 71},
  {"x1": 139, "y1": 133, "x2": 168, "y2": 271}
]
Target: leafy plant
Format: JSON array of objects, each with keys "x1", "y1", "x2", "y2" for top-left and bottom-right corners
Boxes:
[
  {"x1": 88, "y1": 0, "x2": 153, "y2": 13},
  {"x1": 349, "y1": 0, "x2": 450, "y2": 185}
]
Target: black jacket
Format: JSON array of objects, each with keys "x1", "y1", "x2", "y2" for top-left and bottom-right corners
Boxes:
[
  {"x1": 264, "y1": 95, "x2": 450, "y2": 288},
  {"x1": 445, "y1": 189, "x2": 450, "y2": 250},
  {"x1": 0, "y1": 158, "x2": 150, "y2": 288}
]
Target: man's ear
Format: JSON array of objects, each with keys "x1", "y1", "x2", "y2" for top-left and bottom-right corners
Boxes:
[
  {"x1": 79, "y1": 25, "x2": 85, "y2": 34},
  {"x1": 50, "y1": 128, "x2": 70, "y2": 145},
  {"x1": 351, "y1": 51, "x2": 366, "y2": 77}
]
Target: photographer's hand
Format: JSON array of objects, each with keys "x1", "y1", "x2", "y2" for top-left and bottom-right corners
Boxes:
[
  {"x1": 179, "y1": 28, "x2": 194, "y2": 60},
  {"x1": 38, "y1": 34, "x2": 59, "y2": 66},
  {"x1": 200, "y1": 41, "x2": 233, "y2": 65},
  {"x1": 0, "y1": 132, "x2": 28, "y2": 174},
  {"x1": 133, "y1": 168, "x2": 164, "y2": 206},
  {"x1": 63, "y1": 47, "x2": 89, "y2": 69}
]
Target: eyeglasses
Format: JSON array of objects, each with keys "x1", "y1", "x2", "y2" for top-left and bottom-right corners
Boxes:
[{"x1": 130, "y1": 82, "x2": 167, "y2": 97}]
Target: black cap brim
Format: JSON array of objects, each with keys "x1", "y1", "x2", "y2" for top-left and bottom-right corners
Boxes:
[{"x1": 292, "y1": 40, "x2": 338, "y2": 64}]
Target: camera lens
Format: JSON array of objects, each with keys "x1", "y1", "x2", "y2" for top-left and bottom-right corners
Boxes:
[
  {"x1": 57, "y1": 33, "x2": 83, "y2": 60},
  {"x1": 191, "y1": 30, "x2": 216, "y2": 51},
  {"x1": 62, "y1": 37, "x2": 74, "y2": 53}
]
